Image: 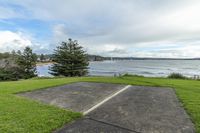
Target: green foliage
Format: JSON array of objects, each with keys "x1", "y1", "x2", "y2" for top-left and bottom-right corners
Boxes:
[
  {"x1": 122, "y1": 73, "x2": 144, "y2": 77},
  {"x1": 167, "y1": 73, "x2": 187, "y2": 79},
  {"x1": 39, "y1": 54, "x2": 46, "y2": 62},
  {"x1": 0, "y1": 58, "x2": 23, "y2": 81},
  {"x1": 0, "y1": 66, "x2": 22, "y2": 81},
  {"x1": 0, "y1": 47, "x2": 37, "y2": 81},
  {"x1": 16, "y1": 47, "x2": 37, "y2": 79},
  {"x1": 49, "y1": 38, "x2": 89, "y2": 77},
  {"x1": 0, "y1": 52, "x2": 11, "y2": 59}
]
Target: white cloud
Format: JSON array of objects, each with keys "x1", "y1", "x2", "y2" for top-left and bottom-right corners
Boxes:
[
  {"x1": 52, "y1": 24, "x2": 69, "y2": 43},
  {"x1": 0, "y1": 31, "x2": 33, "y2": 52},
  {"x1": 132, "y1": 42, "x2": 200, "y2": 58},
  {"x1": 0, "y1": 30, "x2": 48, "y2": 53},
  {"x1": 0, "y1": 6, "x2": 22, "y2": 19},
  {"x1": 2, "y1": 0, "x2": 200, "y2": 57}
]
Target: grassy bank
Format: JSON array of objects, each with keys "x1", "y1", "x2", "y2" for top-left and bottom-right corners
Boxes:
[{"x1": 0, "y1": 76, "x2": 200, "y2": 132}]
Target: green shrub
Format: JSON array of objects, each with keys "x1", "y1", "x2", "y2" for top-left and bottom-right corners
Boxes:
[
  {"x1": 122, "y1": 73, "x2": 144, "y2": 77},
  {"x1": 0, "y1": 67, "x2": 23, "y2": 81},
  {"x1": 167, "y1": 73, "x2": 187, "y2": 79}
]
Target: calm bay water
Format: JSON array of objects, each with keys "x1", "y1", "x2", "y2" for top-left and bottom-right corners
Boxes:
[{"x1": 37, "y1": 60, "x2": 200, "y2": 77}]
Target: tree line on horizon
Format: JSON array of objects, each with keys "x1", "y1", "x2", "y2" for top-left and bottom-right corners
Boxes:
[{"x1": 0, "y1": 38, "x2": 89, "y2": 81}]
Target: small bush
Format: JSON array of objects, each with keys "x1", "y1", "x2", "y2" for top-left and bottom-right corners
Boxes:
[
  {"x1": 167, "y1": 73, "x2": 187, "y2": 79},
  {"x1": 122, "y1": 73, "x2": 144, "y2": 77},
  {"x1": 31, "y1": 76, "x2": 65, "y2": 80},
  {"x1": 0, "y1": 67, "x2": 23, "y2": 81}
]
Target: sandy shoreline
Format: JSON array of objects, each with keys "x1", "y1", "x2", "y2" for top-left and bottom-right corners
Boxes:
[{"x1": 36, "y1": 62, "x2": 53, "y2": 66}]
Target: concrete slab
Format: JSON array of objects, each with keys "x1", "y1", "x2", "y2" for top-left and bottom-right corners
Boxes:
[
  {"x1": 19, "y1": 83, "x2": 195, "y2": 133},
  {"x1": 18, "y1": 82, "x2": 126, "y2": 112},
  {"x1": 87, "y1": 86, "x2": 195, "y2": 133},
  {"x1": 55, "y1": 118, "x2": 137, "y2": 133}
]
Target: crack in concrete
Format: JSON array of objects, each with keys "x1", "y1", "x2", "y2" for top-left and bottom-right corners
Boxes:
[{"x1": 88, "y1": 117, "x2": 141, "y2": 133}]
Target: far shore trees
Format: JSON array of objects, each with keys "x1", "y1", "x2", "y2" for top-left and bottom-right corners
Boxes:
[
  {"x1": 40, "y1": 54, "x2": 46, "y2": 62},
  {"x1": 49, "y1": 38, "x2": 89, "y2": 77}
]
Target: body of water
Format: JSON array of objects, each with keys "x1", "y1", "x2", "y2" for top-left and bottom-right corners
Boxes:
[{"x1": 37, "y1": 60, "x2": 200, "y2": 77}]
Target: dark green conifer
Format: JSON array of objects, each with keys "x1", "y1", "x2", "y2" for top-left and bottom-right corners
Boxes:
[
  {"x1": 16, "y1": 47, "x2": 37, "y2": 78},
  {"x1": 49, "y1": 38, "x2": 89, "y2": 77}
]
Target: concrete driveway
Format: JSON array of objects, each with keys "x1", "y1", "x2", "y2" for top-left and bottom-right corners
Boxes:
[
  {"x1": 18, "y1": 82, "x2": 195, "y2": 133},
  {"x1": 19, "y1": 82, "x2": 126, "y2": 112}
]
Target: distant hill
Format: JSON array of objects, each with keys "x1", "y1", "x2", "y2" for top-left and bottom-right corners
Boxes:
[
  {"x1": 35, "y1": 54, "x2": 200, "y2": 62},
  {"x1": 104, "y1": 57, "x2": 200, "y2": 60},
  {"x1": 36, "y1": 54, "x2": 106, "y2": 62},
  {"x1": 1, "y1": 52, "x2": 200, "y2": 62},
  {"x1": 87, "y1": 54, "x2": 106, "y2": 61}
]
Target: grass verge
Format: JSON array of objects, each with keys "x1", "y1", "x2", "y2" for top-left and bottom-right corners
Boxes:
[{"x1": 0, "y1": 76, "x2": 200, "y2": 132}]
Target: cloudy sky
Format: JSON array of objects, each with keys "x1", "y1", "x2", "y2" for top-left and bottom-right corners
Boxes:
[{"x1": 0, "y1": 0, "x2": 200, "y2": 58}]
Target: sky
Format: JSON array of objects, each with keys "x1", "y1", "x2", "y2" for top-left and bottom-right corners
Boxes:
[{"x1": 0, "y1": 0, "x2": 200, "y2": 58}]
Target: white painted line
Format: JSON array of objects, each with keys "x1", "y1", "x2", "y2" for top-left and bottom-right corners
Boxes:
[{"x1": 83, "y1": 85, "x2": 132, "y2": 115}]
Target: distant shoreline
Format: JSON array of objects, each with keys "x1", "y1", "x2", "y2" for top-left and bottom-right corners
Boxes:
[
  {"x1": 36, "y1": 58, "x2": 200, "y2": 66},
  {"x1": 103, "y1": 57, "x2": 200, "y2": 60},
  {"x1": 36, "y1": 62, "x2": 53, "y2": 66}
]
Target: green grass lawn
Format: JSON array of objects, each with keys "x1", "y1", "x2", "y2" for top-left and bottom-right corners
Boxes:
[{"x1": 0, "y1": 76, "x2": 200, "y2": 132}]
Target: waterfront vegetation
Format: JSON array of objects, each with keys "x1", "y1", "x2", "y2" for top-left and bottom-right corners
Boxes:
[
  {"x1": 167, "y1": 72, "x2": 188, "y2": 79},
  {"x1": 0, "y1": 38, "x2": 89, "y2": 81},
  {"x1": 0, "y1": 75, "x2": 200, "y2": 132},
  {"x1": 0, "y1": 47, "x2": 37, "y2": 81}
]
